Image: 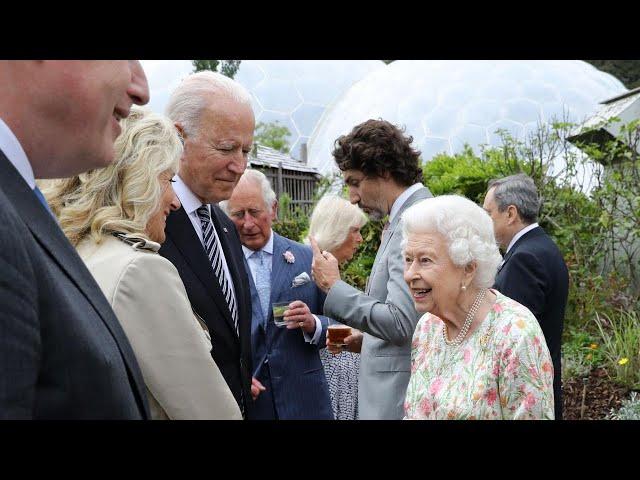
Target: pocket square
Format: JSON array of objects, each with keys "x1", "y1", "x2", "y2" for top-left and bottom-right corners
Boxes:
[{"x1": 292, "y1": 271, "x2": 311, "y2": 288}]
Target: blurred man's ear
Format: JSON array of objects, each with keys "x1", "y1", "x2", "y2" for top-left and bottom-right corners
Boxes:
[
  {"x1": 271, "y1": 200, "x2": 279, "y2": 221},
  {"x1": 506, "y1": 204, "x2": 519, "y2": 224}
]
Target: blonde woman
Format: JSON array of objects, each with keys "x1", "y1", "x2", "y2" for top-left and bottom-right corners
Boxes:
[
  {"x1": 42, "y1": 107, "x2": 241, "y2": 420},
  {"x1": 307, "y1": 195, "x2": 368, "y2": 420}
]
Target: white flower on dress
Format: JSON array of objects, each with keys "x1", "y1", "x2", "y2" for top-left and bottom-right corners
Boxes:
[{"x1": 283, "y1": 250, "x2": 295, "y2": 264}]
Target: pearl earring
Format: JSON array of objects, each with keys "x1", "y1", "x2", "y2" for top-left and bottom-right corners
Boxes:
[{"x1": 461, "y1": 285, "x2": 467, "y2": 291}]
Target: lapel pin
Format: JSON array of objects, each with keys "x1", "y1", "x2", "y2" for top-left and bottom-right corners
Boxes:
[{"x1": 223, "y1": 227, "x2": 228, "y2": 233}]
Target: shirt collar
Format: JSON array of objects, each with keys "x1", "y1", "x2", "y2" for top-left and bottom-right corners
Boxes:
[
  {"x1": 506, "y1": 222, "x2": 539, "y2": 253},
  {"x1": 0, "y1": 116, "x2": 35, "y2": 189},
  {"x1": 172, "y1": 174, "x2": 210, "y2": 216},
  {"x1": 242, "y1": 229, "x2": 274, "y2": 259},
  {"x1": 389, "y1": 182, "x2": 424, "y2": 223}
]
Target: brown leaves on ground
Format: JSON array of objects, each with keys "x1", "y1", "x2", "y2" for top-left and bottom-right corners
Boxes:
[{"x1": 563, "y1": 367, "x2": 630, "y2": 420}]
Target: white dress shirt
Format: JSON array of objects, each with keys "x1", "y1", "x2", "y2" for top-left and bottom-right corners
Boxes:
[
  {"x1": 389, "y1": 182, "x2": 425, "y2": 223},
  {"x1": 0, "y1": 116, "x2": 35, "y2": 189},
  {"x1": 172, "y1": 174, "x2": 238, "y2": 311},
  {"x1": 242, "y1": 229, "x2": 322, "y2": 345},
  {"x1": 506, "y1": 222, "x2": 540, "y2": 254}
]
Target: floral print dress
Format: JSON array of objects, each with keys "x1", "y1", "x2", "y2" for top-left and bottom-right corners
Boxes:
[{"x1": 404, "y1": 290, "x2": 554, "y2": 420}]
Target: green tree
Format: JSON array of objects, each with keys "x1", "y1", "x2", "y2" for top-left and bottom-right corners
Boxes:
[
  {"x1": 192, "y1": 60, "x2": 241, "y2": 79},
  {"x1": 585, "y1": 60, "x2": 640, "y2": 90},
  {"x1": 254, "y1": 121, "x2": 292, "y2": 153}
]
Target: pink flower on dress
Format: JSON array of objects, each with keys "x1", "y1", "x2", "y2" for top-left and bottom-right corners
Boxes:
[
  {"x1": 524, "y1": 392, "x2": 536, "y2": 410},
  {"x1": 492, "y1": 302, "x2": 504, "y2": 313},
  {"x1": 485, "y1": 388, "x2": 498, "y2": 406},
  {"x1": 429, "y1": 377, "x2": 444, "y2": 397},
  {"x1": 528, "y1": 366, "x2": 539, "y2": 380},
  {"x1": 463, "y1": 348, "x2": 472, "y2": 364},
  {"x1": 419, "y1": 396, "x2": 432, "y2": 415},
  {"x1": 542, "y1": 362, "x2": 553, "y2": 374},
  {"x1": 507, "y1": 357, "x2": 520, "y2": 375},
  {"x1": 502, "y1": 323, "x2": 512, "y2": 335},
  {"x1": 283, "y1": 251, "x2": 295, "y2": 264},
  {"x1": 492, "y1": 362, "x2": 500, "y2": 377}
]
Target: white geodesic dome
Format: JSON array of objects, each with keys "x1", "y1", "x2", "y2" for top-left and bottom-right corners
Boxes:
[
  {"x1": 308, "y1": 60, "x2": 627, "y2": 175},
  {"x1": 234, "y1": 60, "x2": 385, "y2": 160}
]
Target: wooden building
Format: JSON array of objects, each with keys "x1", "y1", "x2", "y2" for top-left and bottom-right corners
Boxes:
[{"x1": 248, "y1": 143, "x2": 322, "y2": 214}]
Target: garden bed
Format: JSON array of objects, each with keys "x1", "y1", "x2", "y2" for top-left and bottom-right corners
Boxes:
[{"x1": 563, "y1": 367, "x2": 630, "y2": 420}]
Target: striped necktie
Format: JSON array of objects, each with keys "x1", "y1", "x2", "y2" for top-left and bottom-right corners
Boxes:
[{"x1": 196, "y1": 205, "x2": 239, "y2": 337}]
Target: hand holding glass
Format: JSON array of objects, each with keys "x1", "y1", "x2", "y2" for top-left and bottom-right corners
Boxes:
[{"x1": 272, "y1": 301, "x2": 291, "y2": 327}]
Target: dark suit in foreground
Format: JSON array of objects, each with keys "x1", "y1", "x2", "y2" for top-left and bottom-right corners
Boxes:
[
  {"x1": 493, "y1": 226, "x2": 568, "y2": 420},
  {"x1": 159, "y1": 204, "x2": 253, "y2": 415},
  {"x1": 0, "y1": 153, "x2": 149, "y2": 419}
]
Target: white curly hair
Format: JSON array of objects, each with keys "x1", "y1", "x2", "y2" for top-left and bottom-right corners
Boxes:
[{"x1": 401, "y1": 195, "x2": 502, "y2": 289}]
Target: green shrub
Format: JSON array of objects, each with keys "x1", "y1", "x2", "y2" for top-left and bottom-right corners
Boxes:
[
  {"x1": 423, "y1": 147, "x2": 497, "y2": 202},
  {"x1": 594, "y1": 309, "x2": 640, "y2": 389},
  {"x1": 561, "y1": 327, "x2": 605, "y2": 380}
]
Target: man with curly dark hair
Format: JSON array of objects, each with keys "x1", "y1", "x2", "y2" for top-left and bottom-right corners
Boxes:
[{"x1": 311, "y1": 119, "x2": 432, "y2": 419}]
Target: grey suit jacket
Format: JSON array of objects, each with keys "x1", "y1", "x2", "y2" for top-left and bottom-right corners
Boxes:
[
  {"x1": 0, "y1": 152, "x2": 149, "y2": 419},
  {"x1": 323, "y1": 187, "x2": 432, "y2": 419}
]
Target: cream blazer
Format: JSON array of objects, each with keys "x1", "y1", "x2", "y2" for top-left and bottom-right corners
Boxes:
[{"x1": 77, "y1": 234, "x2": 242, "y2": 420}]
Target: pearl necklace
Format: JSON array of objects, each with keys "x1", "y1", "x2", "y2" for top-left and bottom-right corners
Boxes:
[{"x1": 442, "y1": 289, "x2": 487, "y2": 347}]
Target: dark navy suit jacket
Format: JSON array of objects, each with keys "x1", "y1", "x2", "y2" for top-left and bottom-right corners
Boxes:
[
  {"x1": 246, "y1": 233, "x2": 332, "y2": 420},
  {"x1": 159, "y1": 204, "x2": 253, "y2": 416},
  {"x1": 494, "y1": 226, "x2": 568, "y2": 420},
  {"x1": 0, "y1": 152, "x2": 149, "y2": 419}
]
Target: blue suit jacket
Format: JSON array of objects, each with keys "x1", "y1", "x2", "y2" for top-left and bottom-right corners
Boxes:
[{"x1": 246, "y1": 233, "x2": 332, "y2": 420}]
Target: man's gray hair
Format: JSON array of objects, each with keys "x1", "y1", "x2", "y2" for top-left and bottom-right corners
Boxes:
[
  {"x1": 401, "y1": 195, "x2": 502, "y2": 289},
  {"x1": 219, "y1": 168, "x2": 277, "y2": 214},
  {"x1": 487, "y1": 173, "x2": 540, "y2": 224},
  {"x1": 165, "y1": 70, "x2": 253, "y2": 137}
]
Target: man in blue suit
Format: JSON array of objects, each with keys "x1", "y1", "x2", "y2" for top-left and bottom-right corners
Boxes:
[
  {"x1": 221, "y1": 169, "x2": 333, "y2": 420},
  {"x1": 0, "y1": 61, "x2": 151, "y2": 419}
]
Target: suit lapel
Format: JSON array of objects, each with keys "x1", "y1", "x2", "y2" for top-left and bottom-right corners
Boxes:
[
  {"x1": 210, "y1": 207, "x2": 244, "y2": 307},
  {"x1": 0, "y1": 154, "x2": 149, "y2": 417},
  {"x1": 165, "y1": 205, "x2": 239, "y2": 339},
  {"x1": 270, "y1": 233, "x2": 291, "y2": 304},
  {"x1": 498, "y1": 226, "x2": 543, "y2": 273}
]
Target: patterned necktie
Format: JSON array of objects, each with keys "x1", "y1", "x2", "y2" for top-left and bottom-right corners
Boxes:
[
  {"x1": 252, "y1": 250, "x2": 271, "y2": 325},
  {"x1": 196, "y1": 205, "x2": 239, "y2": 337}
]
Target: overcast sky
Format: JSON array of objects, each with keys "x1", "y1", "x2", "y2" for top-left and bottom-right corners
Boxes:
[{"x1": 140, "y1": 60, "x2": 194, "y2": 114}]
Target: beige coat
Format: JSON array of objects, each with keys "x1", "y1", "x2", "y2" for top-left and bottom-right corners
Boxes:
[{"x1": 77, "y1": 234, "x2": 242, "y2": 420}]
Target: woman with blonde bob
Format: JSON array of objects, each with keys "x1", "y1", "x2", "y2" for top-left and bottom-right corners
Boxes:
[
  {"x1": 307, "y1": 195, "x2": 367, "y2": 420},
  {"x1": 401, "y1": 195, "x2": 554, "y2": 420},
  {"x1": 42, "y1": 107, "x2": 241, "y2": 420}
]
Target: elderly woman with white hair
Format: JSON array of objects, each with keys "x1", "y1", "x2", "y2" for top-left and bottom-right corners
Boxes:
[
  {"x1": 401, "y1": 195, "x2": 554, "y2": 420},
  {"x1": 307, "y1": 195, "x2": 367, "y2": 420},
  {"x1": 42, "y1": 107, "x2": 241, "y2": 420}
]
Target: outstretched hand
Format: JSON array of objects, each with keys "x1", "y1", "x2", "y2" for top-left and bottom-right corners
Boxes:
[{"x1": 310, "y1": 236, "x2": 340, "y2": 293}]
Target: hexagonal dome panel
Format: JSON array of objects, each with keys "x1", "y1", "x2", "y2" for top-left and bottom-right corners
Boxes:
[
  {"x1": 234, "y1": 60, "x2": 385, "y2": 159},
  {"x1": 308, "y1": 60, "x2": 627, "y2": 175}
]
